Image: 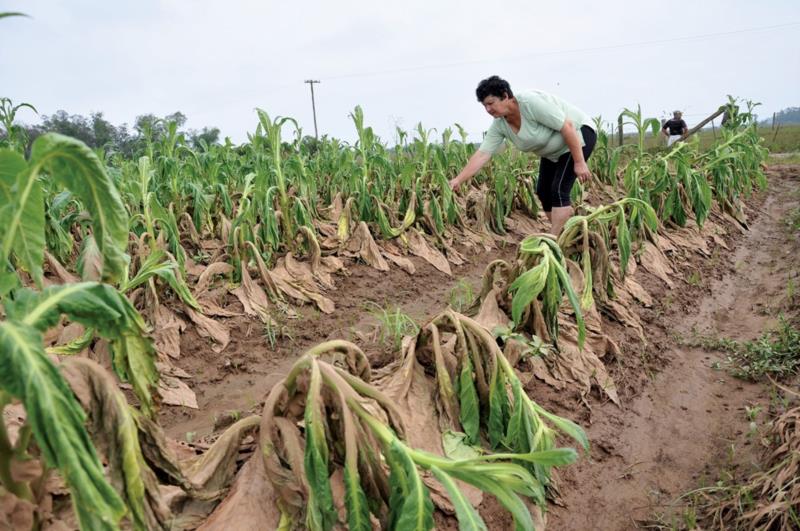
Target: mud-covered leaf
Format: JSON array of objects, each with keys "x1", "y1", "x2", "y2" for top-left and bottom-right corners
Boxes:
[{"x1": 61, "y1": 357, "x2": 171, "y2": 530}]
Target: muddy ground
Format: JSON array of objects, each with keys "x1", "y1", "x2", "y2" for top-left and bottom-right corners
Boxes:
[
  {"x1": 159, "y1": 166, "x2": 799, "y2": 530},
  {"x1": 549, "y1": 165, "x2": 799, "y2": 530}
]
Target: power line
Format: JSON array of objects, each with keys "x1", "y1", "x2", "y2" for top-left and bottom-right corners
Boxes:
[{"x1": 320, "y1": 21, "x2": 800, "y2": 82}]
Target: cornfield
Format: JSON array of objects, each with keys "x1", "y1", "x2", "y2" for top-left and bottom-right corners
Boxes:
[{"x1": 0, "y1": 90, "x2": 772, "y2": 531}]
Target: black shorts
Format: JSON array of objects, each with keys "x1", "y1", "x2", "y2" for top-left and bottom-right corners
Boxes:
[{"x1": 536, "y1": 125, "x2": 597, "y2": 211}]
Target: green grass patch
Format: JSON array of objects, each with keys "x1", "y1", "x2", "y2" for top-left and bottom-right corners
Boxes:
[
  {"x1": 367, "y1": 303, "x2": 419, "y2": 350},
  {"x1": 689, "y1": 318, "x2": 800, "y2": 381}
]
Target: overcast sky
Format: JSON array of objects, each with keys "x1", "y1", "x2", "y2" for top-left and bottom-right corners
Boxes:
[{"x1": 2, "y1": 1, "x2": 799, "y2": 144}]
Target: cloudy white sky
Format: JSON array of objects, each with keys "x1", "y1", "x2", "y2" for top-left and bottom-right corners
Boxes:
[{"x1": 2, "y1": 1, "x2": 799, "y2": 144}]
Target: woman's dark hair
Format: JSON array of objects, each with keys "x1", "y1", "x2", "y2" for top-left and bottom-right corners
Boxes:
[{"x1": 476, "y1": 76, "x2": 513, "y2": 102}]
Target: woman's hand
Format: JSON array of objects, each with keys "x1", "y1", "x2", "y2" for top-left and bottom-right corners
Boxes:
[
  {"x1": 450, "y1": 150, "x2": 491, "y2": 191},
  {"x1": 574, "y1": 160, "x2": 591, "y2": 182}
]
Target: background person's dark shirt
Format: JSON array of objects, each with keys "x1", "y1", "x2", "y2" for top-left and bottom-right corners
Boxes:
[{"x1": 662, "y1": 119, "x2": 687, "y2": 136}]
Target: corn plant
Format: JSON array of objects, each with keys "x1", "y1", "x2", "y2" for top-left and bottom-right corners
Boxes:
[
  {"x1": 508, "y1": 235, "x2": 586, "y2": 347},
  {"x1": 407, "y1": 311, "x2": 589, "y2": 483},
  {"x1": 558, "y1": 198, "x2": 658, "y2": 308},
  {"x1": 0, "y1": 97, "x2": 37, "y2": 152},
  {"x1": 588, "y1": 116, "x2": 623, "y2": 185},
  {"x1": 0, "y1": 134, "x2": 161, "y2": 530},
  {"x1": 260, "y1": 340, "x2": 581, "y2": 530},
  {"x1": 619, "y1": 105, "x2": 661, "y2": 156}
]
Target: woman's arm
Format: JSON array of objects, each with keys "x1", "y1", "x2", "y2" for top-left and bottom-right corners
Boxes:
[
  {"x1": 560, "y1": 120, "x2": 591, "y2": 182},
  {"x1": 449, "y1": 150, "x2": 492, "y2": 190}
]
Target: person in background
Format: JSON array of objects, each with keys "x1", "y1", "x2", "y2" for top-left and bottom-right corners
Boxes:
[
  {"x1": 448, "y1": 76, "x2": 596, "y2": 236},
  {"x1": 662, "y1": 110, "x2": 688, "y2": 146}
]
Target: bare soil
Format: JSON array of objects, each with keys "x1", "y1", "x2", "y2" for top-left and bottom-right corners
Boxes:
[
  {"x1": 159, "y1": 166, "x2": 799, "y2": 529},
  {"x1": 548, "y1": 165, "x2": 799, "y2": 530},
  {"x1": 158, "y1": 241, "x2": 520, "y2": 440}
]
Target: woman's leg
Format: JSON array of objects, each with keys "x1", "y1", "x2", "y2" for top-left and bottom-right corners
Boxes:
[
  {"x1": 537, "y1": 157, "x2": 555, "y2": 220},
  {"x1": 549, "y1": 126, "x2": 598, "y2": 235}
]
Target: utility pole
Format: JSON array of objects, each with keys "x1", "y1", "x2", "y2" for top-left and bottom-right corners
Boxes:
[{"x1": 304, "y1": 80, "x2": 320, "y2": 140}]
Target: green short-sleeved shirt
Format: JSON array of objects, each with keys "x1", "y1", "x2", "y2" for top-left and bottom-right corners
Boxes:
[{"x1": 478, "y1": 90, "x2": 593, "y2": 162}]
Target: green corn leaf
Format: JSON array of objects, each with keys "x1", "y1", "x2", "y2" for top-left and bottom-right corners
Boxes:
[
  {"x1": 532, "y1": 403, "x2": 589, "y2": 452},
  {"x1": 459, "y1": 355, "x2": 480, "y2": 444},
  {"x1": 47, "y1": 327, "x2": 95, "y2": 356},
  {"x1": 29, "y1": 134, "x2": 129, "y2": 283},
  {"x1": 550, "y1": 257, "x2": 585, "y2": 348},
  {"x1": 303, "y1": 362, "x2": 336, "y2": 531},
  {"x1": 6, "y1": 283, "x2": 159, "y2": 417},
  {"x1": 475, "y1": 447, "x2": 578, "y2": 467},
  {"x1": 617, "y1": 208, "x2": 631, "y2": 276},
  {"x1": 0, "y1": 320, "x2": 126, "y2": 530},
  {"x1": 504, "y1": 379, "x2": 526, "y2": 452},
  {"x1": 388, "y1": 440, "x2": 434, "y2": 531},
  {"x1": 125, "y1": 249, "x2": 200, "y2": 310},
  {"x1": 449, "y1": 460, "x2": 544, "y2": 504},
  {"x1": 386, "y1": 440, "x2": 410, "y2": 530},
  {"x1": 509, "y1": 260, "x2": 549, "y2": 326},
  {"x1": 580, "y1": 244, "x2": 594, "y2": 310},
  {"x1": 0, "y1": 270, "x2": 20, "y2": 298},
  {"x1": 429, "y1": 466, "x2": 488, "y2": 531},
  {"x1": 487, "y1": 367, "x2": 509, "y2": 449},
  {"x1": 0, "y1": 148, "x2": 44, "y2": 285},
  {"x1": 344, "y1": 458, "x2": 371, "y2": 531},
  {"x1": 448, "y1": 468, "x2": 534, "y2": 531}
]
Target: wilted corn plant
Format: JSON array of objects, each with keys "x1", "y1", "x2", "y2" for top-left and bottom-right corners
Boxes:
[
  {"x1": 0, "y1": 134, "x2": 160, "y2": 529},
  {"x1": 507, "y1": 235, "x2": 586, "y2": 347},
  {"x1": 623, "y1": 99, "x2": 766, "y2": 229},
  {"x1": 700, "y1": 101, "x2": 768, "y2": 217},
  {"x1": 557, "y1": 198, "x2": 658, "y2": 308},
  {"x1": 401, "y1": 311, "x2": 589, "y2": 485},
  {"x1": 587, "y1": 116, "x2": 624, "y2": 185},
  {"x1": 260, "y1": 340, "x2": 581, "y2": 530}
]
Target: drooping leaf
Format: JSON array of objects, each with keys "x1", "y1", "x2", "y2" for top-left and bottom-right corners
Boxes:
[
  {"x1": 0, "y1": 320, "x2": 125, "y2": 530},
  {"x1": 449, "y1": 468, "x2": 534, "y2": 531},
  {"x1": 509, "y1": 260, "x2": 548, "y2": 326},
  {"x1": 387, "y1": 440, "x2": 434, "y2": 531},
  {"x1": 61, "y1": 357, "x2": 171, "y2": 530},
  {"x1": 77, "y1": 234, "x2": 103, "y2": 281},
  {"x1": 343, "y1": 459, "x2": 371, "y2": 531},
  {"x1": 303, "y1": 362, "x2": 336, "y2": 531},
  {"x1": 533, "y1": 403, "x2": 590, "y2": 452},
  {"x1": 459, "y1": 355, "x2": 480, "y2": 445},
  {"x1": 29, "y1": 134, "x2": 129, "y2": 283},
  {"x1": 5, "y1": 283, "x2": 159, "y2": 416},
  {"x1": 0, "y1": 149, "x2": 44, "y2": 284},
  {"x1": 487, "y1": 366, "x2": 509, "y2": 449},
  {"x1": 430, "y1": 466, "x2": 488, "y2": 531}
]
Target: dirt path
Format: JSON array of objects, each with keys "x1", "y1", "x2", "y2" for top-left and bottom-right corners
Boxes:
[{"x1": 549, "y1": 166, "x2": 799, "y2": 530}]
